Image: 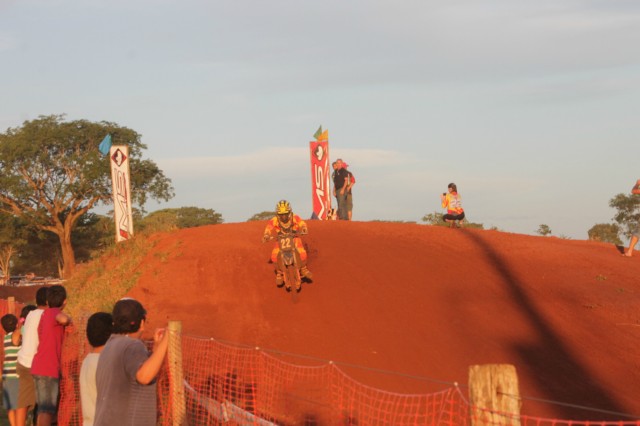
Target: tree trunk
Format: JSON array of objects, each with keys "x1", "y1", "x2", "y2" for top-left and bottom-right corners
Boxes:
[
  {"x1": 59, "y1": 231, "x2": 76, "y2": 279},
  {"x1": 0, "y1": 246, "x2": 15, "y2": 285}
]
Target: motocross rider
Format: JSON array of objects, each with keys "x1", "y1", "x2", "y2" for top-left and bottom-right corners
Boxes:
[{"x1": 262, "y1": 200, "x2": 314, "y2": 287}]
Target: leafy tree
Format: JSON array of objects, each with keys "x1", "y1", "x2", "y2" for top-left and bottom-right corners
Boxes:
[
  {"x1": 140, "y1": 207, "x2": 223, "y2": 233},
  {"x1": 536, "y1": 224, "x2": 552, "y2": 236},
  {"x1": 421, "y1": 211, "x2": 484, "y2": 229},
  {"x1": 0, "y1": 212, "x2": 29, "y2": 282},
  {"x1": 0, "y1": 114, "x2": 174, "y2": 278},
  {"x1": 73, "y1": 213, "x2": 117, "y2": 260},
  {"x1": 587, "y1": 223, "x2": 622, "y2": 245},
  {"x1": 174, "y1": 207, "x2": 223, "y2": 228},
  {"x1": 421, "y1": 211, "x2": 444, "y2": 225},
  {"x1": 248, "y1": 211, "x2": 275, "y2": 221},
  {"x1": 12, "y1": 228, "x2": 61, "y2": 277},
  {"x1": 609, "y1": 193, "x2": 640, "y2": 238}
]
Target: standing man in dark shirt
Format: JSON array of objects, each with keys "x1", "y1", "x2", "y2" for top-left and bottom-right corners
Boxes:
[{"x1": 332, "y1": 159, "x2": 350, "y2": 220}]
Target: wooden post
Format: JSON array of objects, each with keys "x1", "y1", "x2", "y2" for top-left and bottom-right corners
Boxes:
[
  {"x1": 468, "y1": 364, "x2": 521, "y2": 426},
  {"x1": 168, "y1": 321, "x2": 186, "y2": 426},
  {"x1": 8, "y1": 297, "x2": 15, "y2": 315}
]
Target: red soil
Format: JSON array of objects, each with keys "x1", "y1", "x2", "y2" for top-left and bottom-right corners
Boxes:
[{"x1": 8, "y1": 221, "x2": 640, "y2": 421}]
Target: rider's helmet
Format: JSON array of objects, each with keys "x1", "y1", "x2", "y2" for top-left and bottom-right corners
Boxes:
[{"x1": 275, "y1": 200, "x2": 293, "y2": 228}]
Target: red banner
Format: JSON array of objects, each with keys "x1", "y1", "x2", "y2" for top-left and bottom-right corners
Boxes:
[{"x1": 309, "y1": 141, "x2": 331, "y2": 220}]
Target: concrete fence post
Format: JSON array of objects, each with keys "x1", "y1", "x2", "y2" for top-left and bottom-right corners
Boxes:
[
  {"x1": 168, "y1": 320, "x2": 186, "y2": 426},
  {"x1": 468, "y1": 364, "x2": 521, "y2": 426},
  {"x1": 8, "y1": 296, "x2": 15, "y2": 315}
]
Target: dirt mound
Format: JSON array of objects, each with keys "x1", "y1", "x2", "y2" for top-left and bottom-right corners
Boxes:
[{"x1": 114, "y1": 221, "x2": 638, "y2": 420}]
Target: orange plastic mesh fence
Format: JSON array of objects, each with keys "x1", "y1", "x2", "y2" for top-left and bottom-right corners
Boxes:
[
  {"x1": 0, "y1": 296, "x2": 635, "y2": 426},
  {"x1": 153, "y1": 335, "x2": 467, "y2": 425}
]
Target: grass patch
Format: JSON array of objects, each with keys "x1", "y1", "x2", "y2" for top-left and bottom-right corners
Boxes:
[{"x1": 63, "y1": 233, "x2": 159, "y2": 319}]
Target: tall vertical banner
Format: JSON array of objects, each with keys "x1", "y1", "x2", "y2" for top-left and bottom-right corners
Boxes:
[
  {"x1": 309, "y1": 140, "x2": 331, "y2": 220},
  {"x1": 109, "y1": 145, "x2": 134, "y2": 242}
]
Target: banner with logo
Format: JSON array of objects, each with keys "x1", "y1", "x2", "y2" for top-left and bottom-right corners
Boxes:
[
  {"x1": 109, "y1": 145, "x2": 134, "y2": 242},
  {"x1": 309, "y1": 140, "x2": 331, "y2": 220}
]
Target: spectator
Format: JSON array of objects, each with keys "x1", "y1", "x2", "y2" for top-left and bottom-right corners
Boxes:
[
  {"x1": 441, "y1": 182, "x2": 465, "y2": 228},
  {"x1": 332, "y1": 159, "x2": 351, "y2": 220},
  {"x1": 80, "y1": 312, "x2": 113, "y2": 426},
  {"x1": 2, "y1": 314, "x2": 20, "y2": 426},
  {"x1": 623, "y1": 179, "x2": 640, "y2": 257},
  {"x1": 15, "y1": 287, "x2": 48, "y2": 426},
  {"x1": 341, "y1": 160, "x2": 356, "y2": 221},
  {"x1": 30, "y1": 285, "x2": 71, "y2": 426},
  {"x1": 94, "y1": 298, "x2": 169, "y2": 426}
]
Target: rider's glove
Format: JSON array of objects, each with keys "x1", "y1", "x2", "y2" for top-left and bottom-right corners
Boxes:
[
  {"x1": 262, "y1": 233, "x2": 270, "y2": 243},
  {"x1": 299, "y1": 226, "x2": 308, "y2": 235}
]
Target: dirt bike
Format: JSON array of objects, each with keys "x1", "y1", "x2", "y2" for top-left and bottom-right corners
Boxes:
[{"x1": 266, "y1": 230, "x2": 305, "y2": 293}]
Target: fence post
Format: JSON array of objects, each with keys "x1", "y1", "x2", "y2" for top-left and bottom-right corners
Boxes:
[
  {"x1": 468, "y1": 364, "x2": 521, "y2": 426},
  {"x1": 8, "y1": 297, "x2": 15, "y2": 315},
  {"x1": 168, "y1": 320, "x2": 186, "y2": 426}
]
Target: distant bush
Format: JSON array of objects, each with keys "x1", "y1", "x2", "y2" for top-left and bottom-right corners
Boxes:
[
  {"x1": 587, "y1": 223, "x2": 622, "y2": 245},
  {"x1": 421, "y1": 211, "x2": 484, "y2": 229}
]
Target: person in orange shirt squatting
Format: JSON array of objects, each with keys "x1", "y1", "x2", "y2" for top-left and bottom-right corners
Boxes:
[
  {"x1": 262, "y1": 200, "x2": 313, "y2": 290},
  {"x1": 441, "y1": 182, "x2": 465, "y2": 228}
]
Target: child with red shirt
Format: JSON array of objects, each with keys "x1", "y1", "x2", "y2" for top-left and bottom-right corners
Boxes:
[{"x1": 30, "y1": 285, "x2": 71, "y2": 426}]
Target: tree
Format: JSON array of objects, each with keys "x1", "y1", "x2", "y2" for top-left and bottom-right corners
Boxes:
[
  {"x1": 0, "y1": 246, "x2": 15, "y2": 284},
  {"x1": 587, "y1": 223, "x2": 622, "y2": 245},
  {"x1": 140, "y1": 207, "x2": 223, "y2": 233},
  {"x1": 0, "y1": 212, "x2": 28, "y2": 283},
  {"x1": 609, "y1": 193, "x2": 640, "y2": 238},
  {"x1": 247, "y1": 211, "x2": 275, "y2": 221},
  {"x1": 536, "y1": 224, "x2": 552, "y2": 236},
  {"x1": 0, "y1": 115, "x2": 174, "y2": 278}
]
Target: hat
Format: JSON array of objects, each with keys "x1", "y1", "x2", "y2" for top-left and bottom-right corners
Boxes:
[{"x1": 112, "y1": 298, "x2": 147, "y2": 334}]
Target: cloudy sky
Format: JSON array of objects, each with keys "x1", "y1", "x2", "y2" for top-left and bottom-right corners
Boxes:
[{"x1": 1, "y1": 0, "x2": 639, "y2": 239}]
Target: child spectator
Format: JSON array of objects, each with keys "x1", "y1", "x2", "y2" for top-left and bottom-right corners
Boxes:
[
  {"x1": 30, "y1": 285, "x2": 71, "y2": 426},
  {"x1": 2, "y1": 314, "x2": 20, "y2": 426},
  {"x1": 16, "y1": 288, "x2": 48, "y2": 426},
  {"x1": 79, "y1": 312, "x2": 113, "y2": 426},
  {"x1": 94, "y1": 298, "x2": 169, "y2": 426},
  {"x1": 19, "y1": 305, "x2": 37, "y2": 323}
]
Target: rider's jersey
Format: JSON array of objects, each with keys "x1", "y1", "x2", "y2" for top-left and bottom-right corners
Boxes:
[
  {"x1": 442, "y1": 192, "x2": 464, "y2": 215},
  {"x1": 264, "y1": 214, "x2": 307, "y2": 235},
  {"x1": 264, "y1": 214, "x2": 308, "y2": 262}
]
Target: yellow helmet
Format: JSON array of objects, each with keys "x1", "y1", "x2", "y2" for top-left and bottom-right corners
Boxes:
[
  {"x1": 275, "y1": 200, "x2": 293, "y2": 228},
  {"x1": 275, "y1": 200, "x2": 292, "y2": 215}
]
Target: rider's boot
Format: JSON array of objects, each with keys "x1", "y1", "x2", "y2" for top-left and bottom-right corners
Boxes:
[
  {"x1": 300, "y1": 266, "x2": 313, "y2": 281},
  {"x1": 275, "y1": 270, "x2": 284, "y2": 287}
]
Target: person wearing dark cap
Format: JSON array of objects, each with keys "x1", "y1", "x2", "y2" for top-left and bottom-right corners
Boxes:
[
  {"x1": 332, "y1": 159, "x2": 351, "y2": 220},
  {"x1": 94, "y1": 298, "x2": 168, "y2": 426}
]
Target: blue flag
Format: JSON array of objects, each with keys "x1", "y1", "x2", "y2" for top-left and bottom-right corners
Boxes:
[{"x1": 98, "y1": 134, "x2": 112, "y2": 156}]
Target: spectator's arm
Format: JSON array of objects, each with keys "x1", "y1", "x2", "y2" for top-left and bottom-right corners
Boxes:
[
  {"x1": 136, "y1": 328, "x2": 169, "y2": 385},
  {"x1": 56, "y1": 312, "x2": 71, "y2": 325},
  {"x1": 12, "y1": 320, "x2": 24, "y2": 346}
]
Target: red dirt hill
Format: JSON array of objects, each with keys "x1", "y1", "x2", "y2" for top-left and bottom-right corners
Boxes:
[{"x1": 12, "y1": 221, "x2": 639, "y2": 421}]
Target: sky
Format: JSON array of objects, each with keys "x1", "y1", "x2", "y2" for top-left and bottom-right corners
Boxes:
[{"x1": 1, "y1": 0, "x2": 639, "y2": 239}]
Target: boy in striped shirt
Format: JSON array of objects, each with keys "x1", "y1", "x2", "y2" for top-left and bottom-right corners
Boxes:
[{"x1": 2, "y1": 313, "x2": 21, "y2": 426}]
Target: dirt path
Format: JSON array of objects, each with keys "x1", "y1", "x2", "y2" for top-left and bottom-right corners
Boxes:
[{"x1": 8, "y1": 221, "x2": 638, "y2": 420}]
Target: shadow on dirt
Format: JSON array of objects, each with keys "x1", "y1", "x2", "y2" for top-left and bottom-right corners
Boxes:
[{"x1": 461, "y1": 230, "x2": 628, "y2": 420}]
